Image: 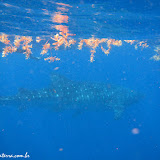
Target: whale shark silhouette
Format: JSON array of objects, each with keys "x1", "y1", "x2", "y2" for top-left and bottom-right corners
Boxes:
[{"x1": 0, "y1": 73, "x2": 142, "y2": 119}]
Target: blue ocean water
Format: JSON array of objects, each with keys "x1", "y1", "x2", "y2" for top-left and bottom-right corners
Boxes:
[{"x1": 0, "y1": 0, "x2": 160, "y2": 160}]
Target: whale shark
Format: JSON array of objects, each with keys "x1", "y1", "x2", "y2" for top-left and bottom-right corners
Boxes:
[{"x1": 0, "y1": 73, "x2": 142, "y2": 119}]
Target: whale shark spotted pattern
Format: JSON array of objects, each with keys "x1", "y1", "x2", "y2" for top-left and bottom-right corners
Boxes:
[{"x1": 0, "y1": 73, "x2": 142, "y2": 119}]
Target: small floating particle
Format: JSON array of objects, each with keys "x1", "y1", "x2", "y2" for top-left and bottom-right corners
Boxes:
[
  {"x1": 54, "y1": 67, "x2": 59, "y2": 70},
  {"x1": 131, "y1": 128, "x2": 140, "y2": 134},
  {"x1": 59, "y1": 148, "x2": 63, "y2": 151}
]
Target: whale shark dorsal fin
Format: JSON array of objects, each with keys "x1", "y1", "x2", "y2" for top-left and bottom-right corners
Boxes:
[
  {"x1": 50, "y1": 73, "x2": 72, "y2": 87},
  {"x1": 18, "y1": 88, "x2": 29, "y2": 95}
]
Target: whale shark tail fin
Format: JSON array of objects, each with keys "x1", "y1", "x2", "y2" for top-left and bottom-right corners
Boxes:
[{"x1": 0, "y1": 96, "x2": 3, "y2": 104}]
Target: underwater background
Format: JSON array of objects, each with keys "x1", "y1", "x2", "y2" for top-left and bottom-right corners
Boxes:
[{"x1": 0, "y1": 0, "x2": 160, "y2": 159}]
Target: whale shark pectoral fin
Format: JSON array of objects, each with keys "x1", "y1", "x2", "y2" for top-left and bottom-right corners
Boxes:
[
  {"x1": 18, "y1": 103, "x2": 28, "y2": 112},
  {"x1": 72, "y1": 109, "x2": 85, "y2": 118},
  {"x1": 49, "y1": 105, "x2": 64, "y2": 112},
  {"x1": 113, "y1": 107, "x2": 124, "y2": 120}
]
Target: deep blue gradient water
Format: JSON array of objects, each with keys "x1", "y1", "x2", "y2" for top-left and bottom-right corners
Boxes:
[{"x1": 0, "y1": 0, "x2": 160, "y2": 160}]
